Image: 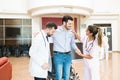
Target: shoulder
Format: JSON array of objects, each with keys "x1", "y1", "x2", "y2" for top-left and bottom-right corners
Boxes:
[
  {"x1": 56, "y1": 26, "x2": 62, "y2": 32},
  {"x1": 53, "y1": 27, "x2": 62, "y2": 36}
]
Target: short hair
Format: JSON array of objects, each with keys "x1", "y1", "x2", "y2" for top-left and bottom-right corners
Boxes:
[
  {"x1": 46, "y1": 22, "x2": 57, "y2": 29},
  {"x1": 62, "y1": 15, "x2": 73, "y2": 24}
]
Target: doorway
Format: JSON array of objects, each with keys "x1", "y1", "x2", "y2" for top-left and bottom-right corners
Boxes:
[{"x1": 94, "y1": 24, "x2": 112, "y2": 51}]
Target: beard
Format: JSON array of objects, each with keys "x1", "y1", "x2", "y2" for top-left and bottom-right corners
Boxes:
[
  {"x1": 64, "y1": 25, "x2": 69, "y2": 30},
  {"x1": 65, "y1": 26, "x2": 71, "y2": 30},
  {"x1": 65, "y1": 24, "x2": 71, "y2": 30},
  {"x1": 47, "y1": 34, "x2": 51, "y2": 37}
]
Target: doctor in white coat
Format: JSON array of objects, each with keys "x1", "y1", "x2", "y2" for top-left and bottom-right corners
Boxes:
[
  {"x1": 29, "y1": 22, "x2": 57, "y2": 80},
  {"x1": 73, "y1": 25, "x2": 103, "y2": 80},
  {"x1": 103, "y1": 32, "x2": 109, "y2": 60}
]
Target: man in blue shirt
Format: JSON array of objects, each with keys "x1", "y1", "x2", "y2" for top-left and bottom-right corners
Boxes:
[{"x1": 52, "y1": 15, "x2": 81, "y2": 80}]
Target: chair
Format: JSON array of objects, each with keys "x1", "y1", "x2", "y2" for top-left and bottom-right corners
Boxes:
[{"x1": 0, "y1": 57, "x2": 12, "y2": 80}]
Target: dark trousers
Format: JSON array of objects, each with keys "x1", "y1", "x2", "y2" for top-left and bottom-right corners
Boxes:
[{"x1": 34, "y1": 77, "x2": 46, "y2": 80}]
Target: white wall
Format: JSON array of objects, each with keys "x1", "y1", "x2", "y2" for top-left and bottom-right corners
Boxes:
[
  {"x1": 28, "y1": 0, "x2": 93, "y2": 16},
  {"x1": 85, "y1": 15, "x2": 120, "y2": 51},
  {"x1": 0, "y1": 0, "x2": 120, "y2": 14},
  {"x1": 0, "y1": 0, "x2": 28, "y2": 13},
  {"x1": 93, "y1": 0, "x2": 120, "y2": 13},
  {"x1": 31, "y1": 17, "x2": 42, "y2": 37},
  {"x1": 118, "y1": 15, "x2": 120, "y2": 50},
  {"x1": 0, "y1": 13, "x2": 30, "y2": 18},
  {"x1": 28, "y1": 0, "x2": 93, "y2": 9}
]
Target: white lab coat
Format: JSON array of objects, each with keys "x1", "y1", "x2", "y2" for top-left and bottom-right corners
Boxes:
[
  {"x1": 103, "y1": 36, "x2": 109, "y2": 60},
  {"x1": 29, "y1": 30, "x2": 52, "y2": 78},
  {"x1": 99, "y1": 35, "x2": 109, "y2": 60},
  {"x1": 81, "y1": 36, "x2": 100, "y2": 80}
]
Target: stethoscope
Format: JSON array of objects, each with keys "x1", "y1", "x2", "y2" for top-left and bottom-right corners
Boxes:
[{"x1": 85, "y1": 38, "x2": 95, "y2": 52}]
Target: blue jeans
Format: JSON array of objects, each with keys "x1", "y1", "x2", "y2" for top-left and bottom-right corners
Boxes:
[
  {"x1": 53, "y1": 52, "x2": 72, "y2": 80},
  {"x1": 34, "y1": 77, "x2": 46, "y2": 80}
]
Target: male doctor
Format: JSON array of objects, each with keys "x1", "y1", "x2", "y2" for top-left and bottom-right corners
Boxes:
[{"x1": 29, "y1": 22, "x2": 57, "y2": 80}]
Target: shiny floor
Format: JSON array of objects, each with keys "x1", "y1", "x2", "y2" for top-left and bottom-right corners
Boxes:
[{"x1": 9, "y1": 52, "x2": 120, "y2": 80}]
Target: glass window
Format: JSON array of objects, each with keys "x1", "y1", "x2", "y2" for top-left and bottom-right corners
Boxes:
[
  {"x1": 22, "y1": 27, "x2": 32, "y2": 38},
  {"x1": 5, "y1": 27, "x2": 22, "y2": 38},
  {"x1": 23, "y1": 19, "x2": 32, "y2": 25},
  {"x1": 0, "y1": 18, "x2": 32, "y2": 46},
  {"x1": 5, "y1": 19, "x2": 22, "y2": 25},
  {"x1": 0, "y1": 40, "x2": 3, "y2": 45},
  {"x1": 5, "y1": 40, "x2": 22, "y2": 45},
  {"x1": 0, "y1": 19, "x2": 3, "y2": 25},
  {"x1": 0, "y1": 27, "x2": 3, "y2": 38},
  {"x1": 22, "y1": 39, "x2": 31, "y2": 45}
]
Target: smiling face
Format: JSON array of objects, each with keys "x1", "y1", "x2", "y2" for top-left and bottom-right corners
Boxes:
[
  {"x1": 62, "y1": 15, "x2": 73, "y2": 30},
  {"x1": 63, "y1": 20, "x2": 73, "y2": 30},
  {"x1": 86, "y1": 28, "x2": 93, "y2": 37}
]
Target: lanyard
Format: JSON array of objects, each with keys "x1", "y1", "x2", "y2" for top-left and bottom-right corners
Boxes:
[{"x1": 85, "y1": 38, "x2": 94, "y2": 52}]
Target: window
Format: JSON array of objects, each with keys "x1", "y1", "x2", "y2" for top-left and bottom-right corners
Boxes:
[{"x1": 0, "y1": 18, "x2": 32, "y2": 46}]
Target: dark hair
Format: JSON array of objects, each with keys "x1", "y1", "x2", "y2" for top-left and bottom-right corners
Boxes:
[
  {"x1": 104, "y1": 31, "x2": 106, "y2": 36},
  {"x1": 62, "y1": 15, "x2": 73, "y2": 24},
  {"x1": 46, "y1": 22, "x2": 57, "y2": 29},
  {"x1": 88, "y1": 25, "x2": 103, "y2": 47}
]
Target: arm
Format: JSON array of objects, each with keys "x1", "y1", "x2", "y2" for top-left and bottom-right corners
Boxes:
[
  {"x1": 77, "y1": 43, "x2": 99, "y2": 59},
  {"x1": 71, "y1": 33, "x2": 78, "y2": 50},
  {"x1": 72, "y1": 30, "x2": 81, "y2": 40},
  {"x1": 77, "y1": 52, "x2": 93, "y2": 59},
  {"x1": 70, "y1": 33, "x2": 82, "y2": 54}
]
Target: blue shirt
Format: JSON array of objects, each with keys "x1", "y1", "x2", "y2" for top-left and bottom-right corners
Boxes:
[{"x1": 52, "y1": 26, "x2": 78, "y2": 52}]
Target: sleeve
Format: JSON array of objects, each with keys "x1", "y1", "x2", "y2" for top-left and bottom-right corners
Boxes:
[
  {"x1": 70, "y1": 33, "x2": 78, "y2": 50},
  {"x1": 80, "y1": 34, "x2": 86, "y2": 43},
  {"x1": 29, "y1": 34, "x2": 48, "y2": 66}
]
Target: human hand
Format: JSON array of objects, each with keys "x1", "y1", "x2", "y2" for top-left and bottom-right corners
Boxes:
[
  {"x1": 71, "y1": 30, "x2": 80, "y2": 40},
  {"x1": 71, "y1": 29, "x2": 76, "y2": 34},
  {"x1": 77, "y1": 52, "x2": 83, "y2": 57},
  {"x1": 41, "y1": 63, "x2": 49, "y2": 70},
  {"x1": 75, "y1": 49, "x2": 81, "y2": 54},
  {"x1": 75, "y1": 49, "x2": 83, "y2": 57}
]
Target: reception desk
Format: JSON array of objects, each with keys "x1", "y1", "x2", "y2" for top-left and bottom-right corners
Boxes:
[{"x1": 50, "y1": 42, "x2": 83, "y2": 60}]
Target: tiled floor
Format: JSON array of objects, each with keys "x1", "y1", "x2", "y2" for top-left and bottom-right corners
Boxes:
[{"x1": 8, "y1": 52, "x2": 120, "y2": 80}]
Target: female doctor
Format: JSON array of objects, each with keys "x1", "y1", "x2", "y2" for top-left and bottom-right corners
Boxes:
[
  {"x1": 29, "y1": 22, "x2": 57, "y2": 80},
  {"x1": 73, "y1": 25, "x2": 103, "y2": 80}
]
